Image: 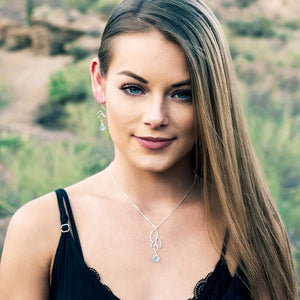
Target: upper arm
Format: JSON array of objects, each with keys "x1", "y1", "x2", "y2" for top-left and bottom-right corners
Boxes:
[{"x1": 0, "y1": 193, "x2": 60, "y2": 300}]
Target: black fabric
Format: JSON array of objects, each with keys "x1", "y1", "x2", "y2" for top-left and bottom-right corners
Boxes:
[{"x1": 50, "y1": 188, "x2": 250, "y2": 300}]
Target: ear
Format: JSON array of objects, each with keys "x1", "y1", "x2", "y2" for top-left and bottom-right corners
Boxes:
[{"x1": 90, "y1": 57, "x2": 105, "y2": 104}]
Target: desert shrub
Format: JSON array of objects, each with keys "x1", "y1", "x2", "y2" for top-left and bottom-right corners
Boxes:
[
  {"x1": 48, "y1": 59, "x2": 90, "y2": 104},
  {"x1": 26, "y1": 0, "x2": 34, "y2": 26},
  {"x1": 64, "y1": 0, "x2": 120, "y2": 15},
  {"x1": 228, "y1": 17, "x2": 275, "y2": 37},
  {"x1": 93, "y1": 0, "x2": 120, "y2": 16},
  {"x1": 42, "y1": 59, "x2": 93, "y2": 129},
  {"x1": 66, "y1": 46, "x2": 91, "y2": 61},
  {"x1": 222, "y1": 0, "x2": 233, "y2": 8},
  {"x1": 235, "y1": 0, "x2": 257, "y2": 8},
  {"x1": 0, "y1": 133, "x2": 22, "y2": 156},
  {"x1": 64, "y1": 97, "x2": 100, "y2": 136},
  {"x1": 65, "y1": 0, "x2": 95, "y2": 13},
  {"x1": 282, "y1": 18, "x2": 300, "y2": 30},
  {"x1": 0, "y1": 76, "x2": 11, "y2": 109},
  {"x1": 275, "y1": 29, "x2": 291, "y2": 43},
  {"x1": 36, "y1": 102, "x2": 68, "y2": 129}
]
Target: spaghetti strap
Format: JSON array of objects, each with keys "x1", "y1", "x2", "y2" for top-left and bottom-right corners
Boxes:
[{"x1": 55, "y1": 188, "x2": 83, "y2": 257}]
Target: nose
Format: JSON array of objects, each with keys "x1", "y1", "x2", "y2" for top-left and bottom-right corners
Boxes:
[{"x1": 142, "y1": 96, "x2": 169, "y2": 128}]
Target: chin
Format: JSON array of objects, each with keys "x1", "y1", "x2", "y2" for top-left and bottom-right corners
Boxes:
[
  {"x1": 129, "y1": 158, "x2": 168, "y2": 173},
  {"x1": 134, "y1": 157, "x2": 187, "y2": 174}
]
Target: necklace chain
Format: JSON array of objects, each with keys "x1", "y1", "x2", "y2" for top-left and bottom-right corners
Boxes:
[{"x1": 108, "y1": 163, "x2": 195, "y2": 262}]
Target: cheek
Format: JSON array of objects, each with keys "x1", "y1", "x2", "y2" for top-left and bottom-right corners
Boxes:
[
  {"x1": 105, "y1": 97, "x2": 139, "y2": 133},
  {"x1": 178, "y1": 109, "x2": 194, "y2": 134}
]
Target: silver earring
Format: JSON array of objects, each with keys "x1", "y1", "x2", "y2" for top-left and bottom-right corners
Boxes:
[{"x1": 97, "y1": 106, "x2": 106, "y2": 131}]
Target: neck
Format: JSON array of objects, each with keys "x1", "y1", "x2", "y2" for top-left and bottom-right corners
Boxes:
[{"x1": 108, "y1": 158, "x2": 196, "y2": 211}]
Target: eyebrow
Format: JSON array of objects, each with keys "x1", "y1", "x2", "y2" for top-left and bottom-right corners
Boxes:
[
  {"x1": 117, "y1": 71, "x2": 148, "y2": 84},
  {"x1": 117, "y1": 70, "x2": 191, "y2": 87},
  {"x1": 171, "y1": 80, "x2": 191, "y2": 88}
]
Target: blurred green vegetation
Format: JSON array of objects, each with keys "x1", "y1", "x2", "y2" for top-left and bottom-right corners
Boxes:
[
  {"x1": 0, "y1": 58, "x2": 113, "y2": 216},
  {"x1": 0, "y1": 0, "x2": 7, "y2": 8},
  {"x1": 228, "y1": 17, "x2": 275, "y2": 37},
  {"x1": 48, "y1": 59, "x2": 90, "y2": 104},
  {"x1": 0, "y1": 76, "x2": 11, "y2": 109},
  {"x1": 26, "y1": 0, "x2": 34, "y2": 26},
  {"x1": 228, "y1": 20, "x2": 300, "y2": 284},
  {"x1": 0, "y1": 132, "x2": 112, "y2": 214},
  {"x1": 64, "y1": 0, "x2": 120, "y2": 15},
  {"x1": 235, "y1": 0, "x2": 257, "y2": 8}
]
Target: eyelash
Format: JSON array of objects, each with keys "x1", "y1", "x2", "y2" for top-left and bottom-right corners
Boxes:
[
  {"x1": 171, "y1": 89, "x2": 192, "y2": 103},
  {"x1": 120, "y1": 83, "x2": 145, "y2": 96},
  {"x1": 120, "y1": 83, "x2": 192, "y2": 102}
]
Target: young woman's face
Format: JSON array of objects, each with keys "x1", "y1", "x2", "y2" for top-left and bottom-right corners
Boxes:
[{"x1": 93, "y1": 30, "x2": 195, "y2": 173}]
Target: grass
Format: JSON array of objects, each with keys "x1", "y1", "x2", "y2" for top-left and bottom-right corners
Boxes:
[
  {"x1": 0, "y1": 0, "x2": 7, "y2": 8},
  {"x1": 0, "y1": 131, "x2": 113, "y2": 213},
  {"x1": 229, "y1": 23, "x2": 300, "y2": 289},
  {"x1": 0, "y1": 76, "x2": 11, "y2": 109}
]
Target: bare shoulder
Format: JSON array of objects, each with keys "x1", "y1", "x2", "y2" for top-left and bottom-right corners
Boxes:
[
  {"x1": 5, "y1": 191, "x2": 60, "y2": 249},
  {"x1": 0, "y1": 191, "x2": 60, "y2": 299}
]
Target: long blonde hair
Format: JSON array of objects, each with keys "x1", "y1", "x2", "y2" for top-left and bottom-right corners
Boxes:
[{"x1": 98, "y1": 0, "x2": 298, "y2": 298}]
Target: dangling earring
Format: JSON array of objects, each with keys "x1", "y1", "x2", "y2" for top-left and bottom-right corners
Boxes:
[{"x1": 97, "y1": 106, "x2": 106, "y2": 131}]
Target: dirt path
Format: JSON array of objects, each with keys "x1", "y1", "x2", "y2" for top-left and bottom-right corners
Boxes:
[
  {"x1": 0, "y1": 48, "x2": 76, "y2": 140},
  {"x1": 0, "y1": 48, "x2": 76, "y2": 253}
]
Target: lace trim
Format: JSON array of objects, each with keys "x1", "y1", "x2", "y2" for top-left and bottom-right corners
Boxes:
[
  {"x1": 89, "y1": 267, "x2": 113, "y2": 293},
  {"x1": 188, "y1": 271, "x2": 214, "y2": 299},
  {"x1": 89, "y1": 264, "x2": 219, "y2": 300}
]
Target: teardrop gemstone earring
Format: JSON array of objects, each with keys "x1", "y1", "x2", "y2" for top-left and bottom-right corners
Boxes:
[{"x1": 97, "y1": 106, "x2": 106, "y2": 131}]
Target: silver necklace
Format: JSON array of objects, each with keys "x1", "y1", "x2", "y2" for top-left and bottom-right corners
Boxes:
[{"x1": 108, "y1": 163, "x2": 195, "y2": 263}]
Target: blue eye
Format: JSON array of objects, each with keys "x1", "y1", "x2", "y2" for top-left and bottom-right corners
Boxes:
[
  {"x1": 172, "y1": 90, "x2": 192, "y2": 102},
  {"x1": 121, "y1": 84, "x2": 144, "y2": 96},
  {"x1": 128, "y1": 86, "x2": 141, "y2": 94}
]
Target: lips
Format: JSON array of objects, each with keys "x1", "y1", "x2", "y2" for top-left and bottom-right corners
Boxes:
[{"x1": 134, "y1": 136, "x2": 176, "y2": 150}]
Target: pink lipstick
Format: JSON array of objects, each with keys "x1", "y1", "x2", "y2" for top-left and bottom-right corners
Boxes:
[{"x1": 134, "y1": 136, "x2": 175, "y2": 150}]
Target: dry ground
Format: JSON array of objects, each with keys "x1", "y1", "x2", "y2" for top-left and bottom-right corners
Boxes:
[
  {"x1": 0, "y1": 48, "x2": 75, "y2": 254},
  {"x1": 0, "y1": 48, "x2": 75, "y2": 140}
]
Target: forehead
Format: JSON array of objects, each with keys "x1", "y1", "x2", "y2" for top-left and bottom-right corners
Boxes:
[{"x1": 106, "y1": 30, "x2": 189, "y2": 79}]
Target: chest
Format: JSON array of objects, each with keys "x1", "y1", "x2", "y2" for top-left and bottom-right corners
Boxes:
[{"x1": 75, "y1": 215, "x2": 222, "y2": 299}]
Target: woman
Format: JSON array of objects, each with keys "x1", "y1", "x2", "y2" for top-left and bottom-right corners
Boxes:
[{"x1": 0, "y1": 0, "x2": 297, "y2": 299}]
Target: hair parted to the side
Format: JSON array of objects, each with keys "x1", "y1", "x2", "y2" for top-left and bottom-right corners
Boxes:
[{"x1": 98, "y1": 0, "x2": 298, "y2": 299}]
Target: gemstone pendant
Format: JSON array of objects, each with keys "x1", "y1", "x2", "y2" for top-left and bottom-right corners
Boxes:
[
  {"x1": 150, "y1": 228, "x2": 162, "y2": 263},
  {"x1": 152, "y1": 254, "x2": 160, "y2": 263},
  {"x1": 99, "y1": 122, "x2": 105, "y2": 131}
]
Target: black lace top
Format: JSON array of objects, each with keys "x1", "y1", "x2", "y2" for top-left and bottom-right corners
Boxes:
[{"x1": 50, "y1": 189, "x2": 250, "y2": 300}]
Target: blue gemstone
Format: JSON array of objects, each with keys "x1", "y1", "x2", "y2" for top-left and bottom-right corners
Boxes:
[
  {"x1": 99, "y1": 123, "x2": 105, "y2": 131},
  {"x1": 152, "y1": 254, "x2": 160, "y2": 263}
]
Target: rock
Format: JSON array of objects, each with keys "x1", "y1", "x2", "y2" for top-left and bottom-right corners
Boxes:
[
  {"x1": 30, "y1": 25, "x2": 52, "y2": 56},
  {"x1": 30, "y1": 25, "x2": 76, "y2": 56},
  {"x1": 66, "y1": 13, "x2": 105, "y2": 36},
  {"x1": 65, "y1": 35, "x2": 100, "y2": 56},
  {"x1": 29, "y1": 5, "x2": 105, "y2": 56},
  {"x1": 5, "y1": 26, "x2": 32, "y2": 50},
  {"x1": 0, "y1": 18, "x2": 19, "y2": 46},
  {"x1": 1, "y1": 5, "x2": 105, "y2": 56},
  {"x1": 32, "y1": 5, "x2": 105, "y2": 36}
]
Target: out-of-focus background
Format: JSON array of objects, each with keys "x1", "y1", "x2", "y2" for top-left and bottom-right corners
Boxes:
[{"x1": 0, "y1": 0, "x2": 299, "y2": 289}]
